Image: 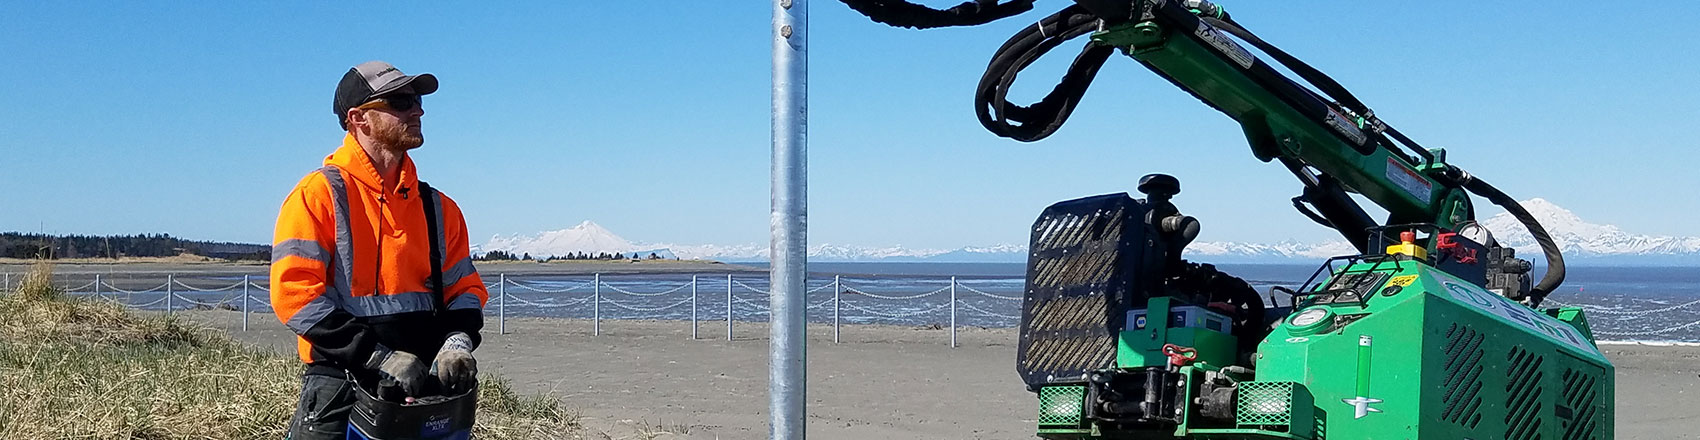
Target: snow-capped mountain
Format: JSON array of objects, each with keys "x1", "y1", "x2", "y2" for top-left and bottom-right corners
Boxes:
[
  {"x1": 480, "y1": 201, "x2": 1698, "y2": 264},
  {"x1": 1481, "y1": 198, "x2": 1700, "y2": 259},
  {"x1": 477, "y1": 221, "x2": 1024, "y2": 262},
  {"x1": 477, "y1": 221, "x2": 675, "y2": 259},
  {"x1": 1186, "y1": 198, "x2": 1700, "y2": 264}
]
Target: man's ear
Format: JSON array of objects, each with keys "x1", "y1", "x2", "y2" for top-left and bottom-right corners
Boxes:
[{"x1": 345, "y1": 108, "x2": 367, "y2": 131}]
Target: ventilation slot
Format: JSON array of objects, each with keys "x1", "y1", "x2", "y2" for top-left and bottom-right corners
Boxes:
[
  {"x1": 1439, "y1": 323, "x2": 1485, "y2": 429},
  {"x1": 1559, "y1": 367, "x2": 1600, "y2": 440},
  {"x1": 1504, "y1": 346, "x2": 1546, "y2": 440}
]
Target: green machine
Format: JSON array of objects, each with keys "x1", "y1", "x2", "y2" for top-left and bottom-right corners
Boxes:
[{"x1": 839, "y1": 0, "x2": 1613, "y2": 438}]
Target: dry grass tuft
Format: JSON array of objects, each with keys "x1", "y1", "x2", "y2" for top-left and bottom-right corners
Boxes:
[
  {"x1": 0, "y1": 262, "x2": 581, "y2": 439},
  {"x1": 12, "y1": 260, "x2": 62, "y2": 302}
]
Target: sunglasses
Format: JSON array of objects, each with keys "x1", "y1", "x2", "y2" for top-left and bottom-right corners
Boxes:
[{"x1": 357, "y1": 94, "x2": 421, "y2": 112}]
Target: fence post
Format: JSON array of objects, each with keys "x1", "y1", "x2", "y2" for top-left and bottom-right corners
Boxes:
[
  {"x1": 726, "y1": 274, "x2": 733, "y2": 341},
  {"x1": 499, "y1": 273, "x2": 507, "y2": 335},
  {"x1": 242, "y1": 275, "x2": 250, "y2": 331},
  {"x1": 593, "y1": 273, "x2": 601, "y2": 336},
  {"x1": 833, "y1": 275, "x2": 841, "y2": 343},
  {"x1": 166, "y1": 273, "x2": 174, "y2": 315},
  {"x1": 691, "y1": 275, "x2": 699, "y2": 340},
  {"x1": 950, "y1": 276, "x2": 958, "y2": 348},
  {"x1": 3, "y1": 272, "x2": 8, "y2": 292},
  {"x1": 94, "y1": 274, "x2": 101, "y2": 298}
]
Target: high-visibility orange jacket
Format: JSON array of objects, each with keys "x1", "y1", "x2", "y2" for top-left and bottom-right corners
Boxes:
[{"x1": 271, "y1": 134, "x2": 487, "y2": 367}]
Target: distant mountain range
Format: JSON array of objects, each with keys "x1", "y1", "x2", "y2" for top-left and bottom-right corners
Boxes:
[{"x1": 475, "y1": 199, "x2": 1700, "y2": 265}]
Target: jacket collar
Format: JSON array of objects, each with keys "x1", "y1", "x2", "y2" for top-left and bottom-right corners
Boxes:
[{"x1": 326, "y1": 133, "x2": 419, "y2": 197}]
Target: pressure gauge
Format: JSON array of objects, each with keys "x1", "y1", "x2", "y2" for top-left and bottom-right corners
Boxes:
[
  {"x1": 1288, "y1": 307, "x2": 1334, "y2": 335},
  {"x1": 1457, "y1": 222, "x2": 1495, "y2": 247}
]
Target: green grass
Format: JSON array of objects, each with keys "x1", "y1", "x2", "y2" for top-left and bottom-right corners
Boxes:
[{"x1": 0, "y1": 261, "x2": 581, "y2": 439}]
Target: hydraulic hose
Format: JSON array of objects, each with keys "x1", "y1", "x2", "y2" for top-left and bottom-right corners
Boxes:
[
  {"x1": 974, "y1": 6, "x2": 1111, "y2": 142},
  {"x1": 1448, "y1": 168, "x2": 1566, "y2": 306},
  {"x1": 839, "y1": 0, "x2": 1034, "y2": 29}
]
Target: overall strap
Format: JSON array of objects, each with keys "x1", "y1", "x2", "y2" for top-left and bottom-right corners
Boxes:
[{"x1": 418, "y1": 181, "x2": 446, "y2": 313}]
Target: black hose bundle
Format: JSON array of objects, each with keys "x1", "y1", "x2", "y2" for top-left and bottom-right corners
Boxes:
[
  {"x1": 1445, "y1": 168, "x2": 1567, "y2": 306},
  {"x1": 974, "y1": 6, "x2": 1112, "y2": 142},
  {"x1": 838, "y1": 0, "x2": 1035, "y2": 29}
]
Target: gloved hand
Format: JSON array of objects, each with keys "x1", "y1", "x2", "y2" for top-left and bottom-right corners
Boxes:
[
  {"x1": 366, "y1": 345, "x2": 430, "y2": 397},
  {"x1": 434, "y1": 332, "x2": 478, "y2": 395}
]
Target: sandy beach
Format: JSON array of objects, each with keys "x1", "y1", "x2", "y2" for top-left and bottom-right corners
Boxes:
[{"x1": 160, "y1": 309, "x2": 1700, "y2": 440}]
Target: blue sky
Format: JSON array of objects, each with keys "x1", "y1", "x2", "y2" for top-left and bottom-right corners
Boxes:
[{"x1": 2, "y1": 1, "x2": 1696, "y2": 249}]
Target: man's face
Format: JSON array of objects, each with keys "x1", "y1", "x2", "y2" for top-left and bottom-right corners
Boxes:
[{"x1": 357, "y1": 94, "x2": 425, "y2": 150}]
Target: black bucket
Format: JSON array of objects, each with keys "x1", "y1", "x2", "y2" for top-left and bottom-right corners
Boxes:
[{"x1": 346, "y1": 379, "x2": 477, "y2": 440}]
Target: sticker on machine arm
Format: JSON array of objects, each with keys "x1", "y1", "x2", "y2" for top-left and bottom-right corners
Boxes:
[
  {"x1": 1442, "y1": 280, "x2": 1599, "y2": 355},
  {"x1": 1325, "y1": 108, "x2": 1368, "y2": 146},
  {"x1": 1385, "y1": 158, "x2": 1433, "y2": 202},
  {"x1": 1195, "y1": 22, "x2": 1256, "y2": 69}
]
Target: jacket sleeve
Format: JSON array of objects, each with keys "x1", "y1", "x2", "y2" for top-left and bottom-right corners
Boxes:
[
  {"x1": 437, "y1": 193, "x2": 487, "y2": 349},
  {"x1": 271, "y1": 175, "x2": 378, "y2": 367}
]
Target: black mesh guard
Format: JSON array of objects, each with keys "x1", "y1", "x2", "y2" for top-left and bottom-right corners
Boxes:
[{"x1": 1018, "y1": 193, "x2": 1162, "y2": 388}]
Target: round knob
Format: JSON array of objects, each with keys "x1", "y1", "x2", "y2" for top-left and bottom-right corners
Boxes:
[{"x1": 1137, "y1": 174, "x2": 1180, "y2": 199}]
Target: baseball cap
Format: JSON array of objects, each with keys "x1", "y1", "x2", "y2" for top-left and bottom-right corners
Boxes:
[{"x1": 334, "y1": 61, "x2": 439, "y2": 129}]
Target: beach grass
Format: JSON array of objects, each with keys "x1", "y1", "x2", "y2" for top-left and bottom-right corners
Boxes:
[{"x1": 0, "y1": 261, "x2": 580, "y2": 439}]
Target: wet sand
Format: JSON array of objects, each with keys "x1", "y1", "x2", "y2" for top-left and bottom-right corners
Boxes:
[{"x1": 167, "y1": 310, "x2": 1700, "y2": 440}]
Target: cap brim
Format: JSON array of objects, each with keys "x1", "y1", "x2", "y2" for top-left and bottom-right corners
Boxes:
[{"x1": 372, "y1": 73, "x2": 439, "y2": 97}]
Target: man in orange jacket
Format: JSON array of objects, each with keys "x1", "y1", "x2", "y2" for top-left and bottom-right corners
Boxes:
[{"x1": 272, "y1": 61, "x2": 488, "y2": 439}]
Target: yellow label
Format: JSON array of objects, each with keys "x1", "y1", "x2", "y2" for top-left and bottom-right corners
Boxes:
[{"x1": 1386, "y1": 275, "x2": 1418, "y2": 287}]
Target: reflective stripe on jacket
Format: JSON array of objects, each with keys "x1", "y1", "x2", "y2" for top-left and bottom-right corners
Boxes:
[{"x1": 271, "y1": 134, "x2": 487, "y2": 366}]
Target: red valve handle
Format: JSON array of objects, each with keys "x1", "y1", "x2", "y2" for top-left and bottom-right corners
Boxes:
[{"x1": 1162, "y1": 344, "x2": 1199, "y2": 367}]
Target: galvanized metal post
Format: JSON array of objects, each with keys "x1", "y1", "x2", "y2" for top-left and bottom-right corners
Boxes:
[
  {"x1": 593, "y1": 273, "x2": 601, "y2": 336},
  {"x1": 166, "y1": 273, "x2": 174, "y2": 315},
  {"x1": 691, "y1": 275, "x2": 699, "y2": 340},
  {"x1": 94, "y1": 273, "x2": 101, "y2": 298},
  {"x1": 833, "y1": 275, "x2": 840, "y2": 343},
  {"x1": 242, "y1": 275, "x2": 249, "y2": 331},
  {"x1": 499, "y1": 273, "x2": 507, "y2": 335},
  {"x1": 2, "y1": 272, "x2": 8, "y2": 291},
  {"x1": 770, "y1": 0, "x2": 808, "y2": 436},
  {"x1": 950, "y1": 276, "x2": 957, "y2": 348},
  {"x1": 727, "y1": 274, "x2": 734, "y2": 341}
]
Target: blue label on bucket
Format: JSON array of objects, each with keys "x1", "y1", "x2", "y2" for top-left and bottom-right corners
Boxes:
[{"x1": 422, "y1": 415, "x2": 452, "y2": 437}]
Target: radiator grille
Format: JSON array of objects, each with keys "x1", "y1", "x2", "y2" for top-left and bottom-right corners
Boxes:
[
  {"x1": 1440, "y1": 323, "x2": 1485, "y2": 429},
  {"x1": 1017, "y1": 194, "x2": 1151, "y2": 387},
  {"x1": 1504, "y1": 346, "x2": 1546, "y2": 440},
  {"x1": 1558, "y1": 367, "x2": 1601, "y2": 440}
]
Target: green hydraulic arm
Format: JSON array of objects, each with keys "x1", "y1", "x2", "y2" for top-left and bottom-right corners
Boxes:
[
  {"x1": 1090, "y1": 11, "x2": 1464, "y2": 231},
  {"x1": 839, "y1": 0, "x2": 1566, "y2": 304}
]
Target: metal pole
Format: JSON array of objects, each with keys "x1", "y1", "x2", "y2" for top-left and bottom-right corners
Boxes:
[
  {"x1": 691, "y1": 275, "x2": 699, "y2": 340},
  {"x1": 727, "y1": 274, "x2": 734, "y2": 341},
  {"x1": 93, "y1": 273, "x2": 101, "y2": 298},
  {"x1": 593, "y1": 273, "x2": 601, "y2": 336},
  {"x1": 770, "y1": 0, "x2": 808, "y2": 436},
  {"x1": 242, "y1": 275, "x2": 249, "y2": 331},
  {"x1": 833, "y1": 275, "x2": 840, "y2": 343},
  {"x1": 499, "y1": 273, "x2": 507, "y2": 335},
  {"x1": 166, "y1": 273, "x2": 174, "y2": 315},
  {"x1": 950, "y1": 276, "x2": 957, "y2": 348}
]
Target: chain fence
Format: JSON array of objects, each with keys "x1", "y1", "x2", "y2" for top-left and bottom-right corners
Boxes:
[
  {"x1": 5, "y1": 270, "x2": 1698, "y2": 345},
  {"x1": 3, "y1": 271, "x2": 1028, "y2": 346}
]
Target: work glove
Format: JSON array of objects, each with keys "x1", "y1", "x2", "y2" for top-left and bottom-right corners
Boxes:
[
  {"x1": 366, "y1": 345, "x2": 430, "y2": 397},
  {"x1": 434, "y1": 332, "x2": 478, "y2": 395}
]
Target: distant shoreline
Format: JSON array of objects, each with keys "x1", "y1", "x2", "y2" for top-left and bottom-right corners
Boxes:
[{"x1": 0, "y1": 258, "x2": 764, "y2": 275}]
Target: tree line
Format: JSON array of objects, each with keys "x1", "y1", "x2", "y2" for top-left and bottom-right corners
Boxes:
[{"x1": 0, "y1": 232, "x2": 269, "y2": 261}]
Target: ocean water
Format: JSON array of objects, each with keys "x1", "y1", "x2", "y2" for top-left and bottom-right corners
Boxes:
[{"x1": 50, "y1": 263, "x2": 1700, "y2": 342}]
